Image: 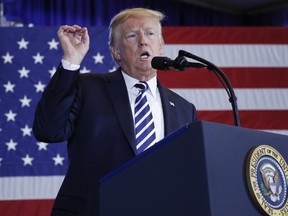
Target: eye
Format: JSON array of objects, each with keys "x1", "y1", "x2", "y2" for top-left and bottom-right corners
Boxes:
[
  {"x1": 146, "y1": 31, "x2": 154, "y2": 36},
  {"x1": 126, "y1": 33, "x2": 136, "y2": 40}
]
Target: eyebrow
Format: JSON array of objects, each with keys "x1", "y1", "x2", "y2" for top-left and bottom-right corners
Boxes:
[{"x1": 127, "y1": 26, "x2": 155, "y2": 32}]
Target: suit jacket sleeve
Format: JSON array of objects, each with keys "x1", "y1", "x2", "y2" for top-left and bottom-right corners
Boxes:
[{"x1": 33, "y1": 64, "x2": 80, "y2": 143}]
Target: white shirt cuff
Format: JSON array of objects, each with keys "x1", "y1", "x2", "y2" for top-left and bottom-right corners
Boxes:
[{"x1": 61, "y1": 59, "x2": 80, "y2": 71}]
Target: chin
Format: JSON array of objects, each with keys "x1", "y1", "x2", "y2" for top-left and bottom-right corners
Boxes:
[{"x1": 139, "y1": 65, "x2": 153, "y2": 72}]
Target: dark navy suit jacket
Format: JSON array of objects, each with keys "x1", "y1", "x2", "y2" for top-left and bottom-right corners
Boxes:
[{"x1": 33, "y1": 65, "x2": 197, "y2": 216}]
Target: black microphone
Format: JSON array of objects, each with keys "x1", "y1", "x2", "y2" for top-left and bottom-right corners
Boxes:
[
  {"x1": 151, "y1": 56, "x2": 174, "y2": 70},
  {"x1": 151, "y1": 56, "x2": 206, "y2": 71}
]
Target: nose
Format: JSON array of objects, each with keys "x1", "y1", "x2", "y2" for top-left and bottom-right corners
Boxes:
[
  {"x1": 139, "y1": 41, "x2": 147, "y2": 46},
  {"x1": 139, "y1": 33, "x2": 147, "y2": 46}
]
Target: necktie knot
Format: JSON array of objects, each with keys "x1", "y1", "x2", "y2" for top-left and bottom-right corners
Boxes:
[{"x1": 134, "y1": 81, "x2": 148, "y2": 93}]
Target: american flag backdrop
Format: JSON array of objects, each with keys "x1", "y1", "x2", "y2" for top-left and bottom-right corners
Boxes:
[{"x1": 0, "y1": 26, "x2": 288, "y2": 216}]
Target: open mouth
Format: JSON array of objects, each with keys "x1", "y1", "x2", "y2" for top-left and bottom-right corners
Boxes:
[{"x1": 140, "y1": 51, "x2": 150, "y2": 60}]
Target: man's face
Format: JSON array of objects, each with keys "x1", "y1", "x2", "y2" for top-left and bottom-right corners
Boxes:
[{"x1": 111, "y1": 16, "x2": 164, "y2": 81}]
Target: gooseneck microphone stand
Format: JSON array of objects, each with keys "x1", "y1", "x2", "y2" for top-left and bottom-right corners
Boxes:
[{"x1": 178, "y1": 50, "x2": 241, "y2": 127}]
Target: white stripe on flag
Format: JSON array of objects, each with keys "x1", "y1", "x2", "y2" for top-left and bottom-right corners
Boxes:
[
  {"x1": 262, "y1": 130, "x2": 288, "y2": 136},
  {"x1": 164, "y1": 45, "x2": 288, "y2": 67},
  {"x1": 171, "y1": 88, "x2": 288, "y2": 110},
  {"x1": 0, "y1": 176, "x2": 64, "y2": 200}
]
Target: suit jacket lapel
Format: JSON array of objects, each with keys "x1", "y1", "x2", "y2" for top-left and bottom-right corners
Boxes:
[
  {"x1": 105, "y1": 69, "x2": 137, "y2": 153},
  {"x1": 158, "y1": 81, "x2": 180, "y2": 136}
]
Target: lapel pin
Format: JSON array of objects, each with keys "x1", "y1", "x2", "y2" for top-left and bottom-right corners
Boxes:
[{"x1": 169, "y1": 101, "x2": 175, "y2": 107}]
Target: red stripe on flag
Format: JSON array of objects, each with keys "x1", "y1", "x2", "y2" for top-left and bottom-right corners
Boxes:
[
  {"x1": 163, "y1": 27, "x2": 288, "y2": 44},
  {"x1": 0, "y1": 200, "x2": 54, "y2": 216},
  {"x1": 157, "y1": 68, "x2": 288, "y2": 88},
  {"x1": 198, "y1": 110, "x2": 288, "y2": 129}
]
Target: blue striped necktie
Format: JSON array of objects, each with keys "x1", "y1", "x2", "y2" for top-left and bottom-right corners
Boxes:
[{"x1": 134, "y1": 82, "x2": 156, "y2": 154}]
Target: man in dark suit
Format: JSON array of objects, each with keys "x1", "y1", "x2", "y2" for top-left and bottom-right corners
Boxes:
[{"x1": 33, "y1": 7, "x2": 197, "y2": 216}]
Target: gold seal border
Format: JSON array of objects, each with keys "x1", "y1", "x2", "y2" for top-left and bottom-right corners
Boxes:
[{"x1": 246, "y1": 145, "x2": 288, "y2": 216}]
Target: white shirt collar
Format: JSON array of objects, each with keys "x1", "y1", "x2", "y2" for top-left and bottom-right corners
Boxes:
[{"x1": 122, "y1": 71, "x2": 158, "y2": 99}]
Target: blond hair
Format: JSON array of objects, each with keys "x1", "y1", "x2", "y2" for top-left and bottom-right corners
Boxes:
[{"x1": 109, "y1": 8, "x2": 165, "y2": 47}]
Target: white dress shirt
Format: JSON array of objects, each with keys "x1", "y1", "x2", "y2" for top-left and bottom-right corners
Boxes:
[{"x1": 122, "y1": 72, "x2": 165, "y2": 144}]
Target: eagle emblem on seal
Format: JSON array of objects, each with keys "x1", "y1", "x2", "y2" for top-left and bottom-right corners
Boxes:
[{"x1": 260, "y1": 163, "x2": 282, "y2": 202}]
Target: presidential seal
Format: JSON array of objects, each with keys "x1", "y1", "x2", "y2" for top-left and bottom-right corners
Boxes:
[{"x1": 246, "y1": 145, "x2": 288, "y2": 215}]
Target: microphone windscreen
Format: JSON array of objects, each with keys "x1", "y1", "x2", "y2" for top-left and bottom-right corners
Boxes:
[{"x1": 151, "y1": 56, "x2": 172, "y2": 70}]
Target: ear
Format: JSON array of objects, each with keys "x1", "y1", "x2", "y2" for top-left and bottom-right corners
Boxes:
[
  {"x1": 158, "y1": 39, "x2": 164, "y2": 55},
  {"x1": 159, "y1": 43, "x2": 164, "y2": 55},
  {"x1": 111, "y1": 46, "x2": 121, "y2": 61}
]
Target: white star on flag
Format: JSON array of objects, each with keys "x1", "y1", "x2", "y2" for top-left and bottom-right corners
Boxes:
[
  {"x1": 49, "y1": 66, "x2": 57, "y2": 77},
  {"x1": 37, "y1": 142, "x2": 48, "y2": 151},
  {"x1": 18, "y1": 66, "x2": 30, "y2": 78},
  {"x1": 80, "y1": 66, "x2": 91, "y2": 73},
  {"x1": 34, "y1": 81, "x2": 46, "y2": 92},
  {"x1": 2, "y1": 52, "x2": 14, "y2": 63},
  {"x1": 19, "y1": 95, "x2": 32, "y2": 107},
  {"x1": 5, "y1": 110, "x2": 17, "y2": 121},
  {"x1": 6, "y1": 139, "x2": 18, "y2": 151},
  {"x1": 20, "y1": 124, "x2": 32, "y2": 137},
  {"x1": 109, "y1": 66, "x2": 117, "y2": 72},
  {"x1": 52, "y1": 154, "x2": 65, "y2": 166},
  {"x1": 21, "y1": 154, "x2": 34, "y2": 166},
  {"x1": 47, "y1": 38, "x2": 59, "y2": 50},
  {"x1": 3, "y1": 81, "x2": 15, "y2": 92},
  {"x1": 17, "y1": 38, "x2": 29, "y2": 49},
  {"x1": 32, "y1": 52, "x2": 45, "y2": 64},
  {"x1": 93, "y1": 52, "x2": 104, "y2": 64}
]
